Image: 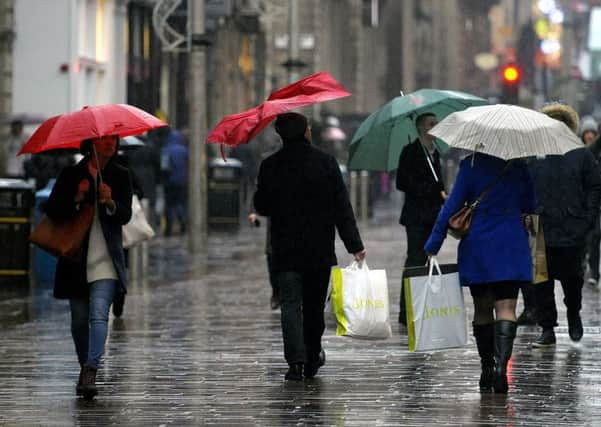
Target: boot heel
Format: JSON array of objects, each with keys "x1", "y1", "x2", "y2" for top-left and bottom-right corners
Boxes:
[
  {"x1": 493, "y1": 373, "x2": 508, "y2": 393},
  {"x1": 493, "y1": 320, "x2": 517, "y2": 394}
]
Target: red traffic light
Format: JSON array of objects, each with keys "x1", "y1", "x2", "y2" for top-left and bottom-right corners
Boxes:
[{"x1": 502, "y1": 64, "x2": 520, "y2": 84}]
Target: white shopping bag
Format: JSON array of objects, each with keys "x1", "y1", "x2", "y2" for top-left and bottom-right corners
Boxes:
[
  {"x1": 123, "y1": 195, "x2": 155, "y2": 248},
  {"x1": 330, "y1": 261, "x2": 392, "y2": 339},
  {"x1": 404, "y1": 257, "x2": 467, "y2": 352}
]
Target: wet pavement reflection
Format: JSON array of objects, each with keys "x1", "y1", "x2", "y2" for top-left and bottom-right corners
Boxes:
[{"x1": 2, "y1": 199, "x2": 601, "y2": 425}]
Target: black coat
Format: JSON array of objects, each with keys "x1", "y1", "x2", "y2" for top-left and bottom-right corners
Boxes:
[
  {"x1": 254, "y1": 138, "x2": 364, "y2": 272},
  {"x1": 528, "y1": 147, "x2": 601, "y2": 247},
  {"x1": 396, "y1": 139, "x2": 445, "y2": 226},
  {"x1": 45, "y1": 157, "x2": 133, "y2": 299}
]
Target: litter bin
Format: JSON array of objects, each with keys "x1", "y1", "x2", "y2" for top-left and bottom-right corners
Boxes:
[
  {"x1": 0, "y1": 178, "x2": 35, "y2": 285},
  {"x1": 208, "y1": 158, "x2": 242, "y2": 230},
  {"x1": 32, "y1": 179, "x2": 57, "y2": 287}
]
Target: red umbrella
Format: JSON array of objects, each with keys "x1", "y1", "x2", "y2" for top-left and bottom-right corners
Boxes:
[
  {"x1": 207, "y1": 71, "x2": 351, "y2": 148},
  {"x1": 19, "y1": 104, "x2": 167, "y2": 155}
]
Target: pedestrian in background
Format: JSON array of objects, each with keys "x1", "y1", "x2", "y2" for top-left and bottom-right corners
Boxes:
[
  {"x1": 580, "y1": 118, "x2": 601, "y2": 289},
  {"x1": 396, "y1": 112, "x2": 447, "y2": 325},
  {"x1": 527, "y1": 103, "x2": 601, "y2": 347},
  {"x1": 123, "y1": 135, "x2": 161, "y2": 229},
  {"x1": 44, "y1": 135, "x2": 132, "y2": 399},
  {"x1": 161, "y1": 129, "x2": 188, "y2": 236},
  {"x1": 254, "y1": 112, "x2": 366, "y2": 381},
  {"x1": 247, "y1": 213, "x2": 279, "y2": 309},
  {"x1": 425, "y1": 152, "x2": 536, "y2": 394},
  {"x1": 3, "y1": 119, "x2": 29, "y2": 176},
  {"x1": 24, "y1": 151, "x2": 74, "y2": 190}
]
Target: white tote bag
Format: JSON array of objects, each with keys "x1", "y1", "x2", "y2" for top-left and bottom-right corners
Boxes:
[
  {"x1": 404, "y1": 257, "x2": 467, "y2": 352},
  {"x1": 123, "y1": 195, "x2": 155, "y2": 248},
  {"x1": 330, "y1": 261, "x2": 392, "y2": 339}
]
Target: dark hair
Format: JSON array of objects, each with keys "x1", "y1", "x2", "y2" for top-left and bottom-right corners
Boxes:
[
  {"x1": 80, "y1": 135, "x2": 120, "y2": 155},
  {"x1": 415, "y1": 112, "x2": 436, "y2": 128},
  {"x1": 274, "y1": 112, "x2": 308, "y2": 140}
]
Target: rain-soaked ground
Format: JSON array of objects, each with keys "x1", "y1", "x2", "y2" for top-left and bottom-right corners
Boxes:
[{"x1": 2, "y1": 197, "x2": 601, "y2": 426}]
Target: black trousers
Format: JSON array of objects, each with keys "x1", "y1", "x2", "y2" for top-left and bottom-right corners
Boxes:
[
  {"x1": 275, "y1": 268, "x2": 330, "y2": 365},
  {"x1": 400, "y1": 225, "x2": 432, "y2": 322},
  {"x1": 586, "y1": 219, "x2": 600, "y2": 281},
  {"x1": 536, "y1": 246, "x2": 585, "y2": 329}
]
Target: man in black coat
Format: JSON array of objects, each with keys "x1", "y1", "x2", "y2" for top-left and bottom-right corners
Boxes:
[
  {"x1": 254, "y1": 112, "x2": 366, "y2": 381},
  {"x1": 526, "y1": 103, "x2": 601, "y2": 347},
  {"x1": 396, "y1": 113, "x2": 447, "y2": 325}
]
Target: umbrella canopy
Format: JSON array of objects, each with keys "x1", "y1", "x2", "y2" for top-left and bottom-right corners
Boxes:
[
  {"x1": 207, "y1": 71, "x2": 351, "y2": 147},
  {"x1": 428, "y1": 104, "x2": 583, "y2": 160},
  {"x1": 348, "y1": 89, "x2": 488, "y2": 171},
  {"x1": 19, "y1": 104, "x2": 167, "y2": 155},
  {"x1": 120, "y1": 135, "x2": 146, "y2": 150}
]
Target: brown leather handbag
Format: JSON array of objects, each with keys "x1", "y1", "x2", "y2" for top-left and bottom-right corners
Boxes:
[
  {"x1": 448, "y1": 201, "x2": 479, "y2": 239},
  {"x1": 29, "y1": 204, "x2": 95, "y2": 260},
  {"x1": 447, "y1": 162, "x2": 513, "y2": 239}
]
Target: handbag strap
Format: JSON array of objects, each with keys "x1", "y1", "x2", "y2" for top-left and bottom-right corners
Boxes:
[{"x1": 471, "y1": 160, "x2": 513, "y2": 208}]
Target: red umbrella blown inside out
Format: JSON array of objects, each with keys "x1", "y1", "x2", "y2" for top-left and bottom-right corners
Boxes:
[
  {"x1": 206, "y1": 71, "x2": 351, "y2": 149},
  {"x1": 18, "y1": 104, "x2": 167, "y2": 155}
]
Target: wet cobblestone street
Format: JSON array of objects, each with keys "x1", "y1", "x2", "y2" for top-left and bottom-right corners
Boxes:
[{"x1": 2, "y1": 199, "x2": 601, "y2": 426}]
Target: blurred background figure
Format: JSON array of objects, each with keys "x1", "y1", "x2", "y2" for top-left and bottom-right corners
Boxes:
[
  {"x1": 161, "y1": 129, "x2": 188, "y2": 236},
  {"x1": 581, "y1": 116, "x2": 601, "y2": 289},
  {"x1": 4, "y1": 119, "x2": 29, "y2": 177},
  {"x1": 122, "y1": 134, "x2": 162, "y2": 229},
  {"x1": 580, "y1": 116, "x2": 598, "y2": 147},
  {"x1": 230, "y1": 143, "x2": 258, "y2": 212}
]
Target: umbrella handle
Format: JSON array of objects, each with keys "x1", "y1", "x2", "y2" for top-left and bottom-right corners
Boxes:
[{"x1": 91, "y1": 144, "x2": 104, "y2": 185}]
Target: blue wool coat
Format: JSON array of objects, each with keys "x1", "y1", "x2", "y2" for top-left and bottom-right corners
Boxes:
[{"x1": 424, "y1": 153, "x2": 536, "y2": 286}]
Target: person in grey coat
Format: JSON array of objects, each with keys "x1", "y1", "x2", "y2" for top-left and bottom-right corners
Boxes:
[{"x1": 45, "y1": 135, "x2": 132, "y2": 399}]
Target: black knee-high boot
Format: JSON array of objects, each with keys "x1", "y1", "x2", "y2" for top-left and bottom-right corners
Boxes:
[
  {"x1": 494, "y1": 320, "x2": 517, "y2": 394},
  {"x1": 473, "y1": 323, "x2": 495, "y2": 392}
]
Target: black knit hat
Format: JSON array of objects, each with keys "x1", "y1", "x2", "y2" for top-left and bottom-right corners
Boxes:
[{"x1": 274, "y1": 112, "x2": 308, "y2": 140}]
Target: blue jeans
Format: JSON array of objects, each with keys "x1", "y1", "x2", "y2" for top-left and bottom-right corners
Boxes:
[{"x1": 69, "y1": 279, "x2": 117, "y2": 368}]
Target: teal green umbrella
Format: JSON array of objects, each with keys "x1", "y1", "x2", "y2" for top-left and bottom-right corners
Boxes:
[{"x1": 348, "y1": 89, "x2": 488, "y2": 171}]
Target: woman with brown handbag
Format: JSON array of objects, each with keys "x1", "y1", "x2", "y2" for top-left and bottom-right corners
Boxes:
[
  {"x1": 44, "y1": 135, "x2": 132, "y2": 400},
  {"x1": 424, "y1": 152, "x2": 536, "y2": 394}
]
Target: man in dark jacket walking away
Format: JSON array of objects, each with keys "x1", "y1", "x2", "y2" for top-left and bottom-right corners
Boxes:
[
  {"x1": 527, "y1": 103, "x2": 601, "y2": 347},
  {"x1": 254, "y1": 112, "x2": 366, "y2": 381},
  {"x1": 396, "y1": 113, "x2": 447, "y2": 325}
]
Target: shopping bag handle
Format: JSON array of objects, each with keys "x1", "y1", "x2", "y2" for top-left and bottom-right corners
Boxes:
[
  {"x1": 350, "y1": 260, "x2": 369, "y2": 271},
  {"x1": 428, "y1": 256, "x2": 443, "y2": 278}
]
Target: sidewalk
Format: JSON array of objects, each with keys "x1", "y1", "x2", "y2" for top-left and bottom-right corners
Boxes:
[{"x1": 1, "y1": 196, "x2": 601, "y2": 425}]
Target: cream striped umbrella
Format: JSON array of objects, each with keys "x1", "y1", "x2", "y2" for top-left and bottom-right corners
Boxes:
[{"x1": 428, "y1": 104, "x2": 582, "y2": 159}]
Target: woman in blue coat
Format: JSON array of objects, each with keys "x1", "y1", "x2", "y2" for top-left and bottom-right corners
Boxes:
[{"x1": 424, "y1": 152, "x2": 536, "y2": 394}]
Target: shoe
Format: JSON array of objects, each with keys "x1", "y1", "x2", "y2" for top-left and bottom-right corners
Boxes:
[
  {"x1": 81, "y1": 364, "x2": 98, "y2": 400},
  {"x1": 285, "y1": 363, "x2": 303, "y2": 381},
  {"x1": 516, "y1": 309, "x2": 538, "y2": 326},
  {"x1": 588, "y1": 277, "x2": 598, "y2": 287},
  {"x1": 567, "y1": 313, "x2": 583, "y2": 342},
  {"x1": 532, "y1": 328, "x2": 556, "y2": 348},
  {"x1": 304, "y1": 350, "x2": 326, "y2": 379},
  {"x1": 493, "y1": 320, "x2": 517, "y2": 394},
  {"x1": 270, "y1": 293, "x2": 280, "y2": 310},
  {"x1": 112, "y1": 294, "x2": 125, "y2": 318}
]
